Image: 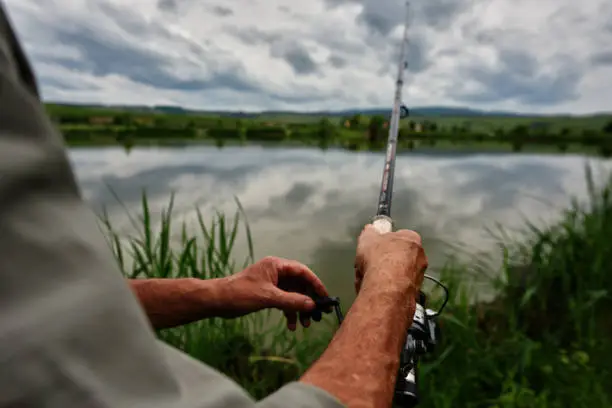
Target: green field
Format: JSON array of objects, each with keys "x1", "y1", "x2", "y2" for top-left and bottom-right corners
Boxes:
[
  {"x1": 101, "y1": 166, "x2": 612, "y2": 407},
  {"x1": 46, "y1": 103, "x2": 612, "y2": 156}
]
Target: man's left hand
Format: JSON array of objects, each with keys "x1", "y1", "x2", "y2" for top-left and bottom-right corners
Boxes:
[{"x1": 224, "y1": 256, "x2": 329, "y2": 331}]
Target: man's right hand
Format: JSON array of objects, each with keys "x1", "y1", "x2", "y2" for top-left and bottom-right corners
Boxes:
[
  {"x1": 354, "y1": 224, "x2": 428, "y2": 295},
  {"x1": 300, "y1": 225, "x2": 429, "y2": 407}
]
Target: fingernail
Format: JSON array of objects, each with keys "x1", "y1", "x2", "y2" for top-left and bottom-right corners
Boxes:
[
  {"x1": 288, "y1": 323, "x2": 296, "y2": 331},
  {"x1": 304, "y1": 298, "x2": 315, "y2": 309}
]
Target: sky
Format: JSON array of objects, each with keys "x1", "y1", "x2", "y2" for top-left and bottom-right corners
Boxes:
[{"x1": 3, "y1": 0, "x2": 612, "y2": 114}]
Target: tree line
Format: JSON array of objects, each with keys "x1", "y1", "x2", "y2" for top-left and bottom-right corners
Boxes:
[{"x1": 54, "y1": 111, "x2": 612, "y2": 155}]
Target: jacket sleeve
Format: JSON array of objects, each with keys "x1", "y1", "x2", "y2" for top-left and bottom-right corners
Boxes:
[
  {"x1": 0, "y1": 5, "x2": 345, "y2": 408},
  {"x1": 257, "y1": 382, "x2": 345, "y2": 408},
  {"x1": 0, "y1": 5, "x2": 194, "y2": 407}
]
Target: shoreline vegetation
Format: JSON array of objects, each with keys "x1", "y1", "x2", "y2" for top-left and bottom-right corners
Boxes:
[
  {"x1": 100, "y1": 167, "x2": 612, "y2": 407},
  {"x1": 48, "y1": 104, "x2": 612, "y2": 157}
]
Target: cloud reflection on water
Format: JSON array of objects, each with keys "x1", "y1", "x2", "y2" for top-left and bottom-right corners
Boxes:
[{"x1": 68, "y1": 146, "x2": 612, "y2": 302}]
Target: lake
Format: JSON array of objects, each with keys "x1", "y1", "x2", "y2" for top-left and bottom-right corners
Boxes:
[{"x1": 69, "y1": 145, "x2": 612, "y2": 304}]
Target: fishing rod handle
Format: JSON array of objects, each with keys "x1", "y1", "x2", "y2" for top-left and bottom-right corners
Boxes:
[{"x1": 372, "y1": 215, "x2": 393, "y2": 234}]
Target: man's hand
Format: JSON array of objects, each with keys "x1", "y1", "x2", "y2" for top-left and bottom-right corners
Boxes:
[
  {"x1": 224, "y1": 256, "x2": 329, "y2": 331},
  {"x1": 129, "y1": 256, "x2": 329, "y2": 331},
  {"x1": 300, "y1": 225, "x2": 428, "y2": 408},
  {"x1": 354, "y1": 224, "x2": 428, "y2": 295}
]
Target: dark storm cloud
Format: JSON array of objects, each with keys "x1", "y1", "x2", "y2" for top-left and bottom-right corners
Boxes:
[
  {"x1": 322, "y1": 0, "x2": 403, "y2": 36},
  {"x1": 211, "y1": 6, "x2": 233, "y2": 17},
  {"x1": 322, "y1": 0, "x2": 468, "y2": 79},
  {"x1": 324, "y1": 0, "x2": 470, "y2": 36},
  {"x1": 229, "y1": 26, "x2": 317, "y2": 77},
  {"x1": 457, "y1": 24, "x2": 586, "y2": 106},
  {"x1": 39, "y1": 75, "x2": 100, "y2": 91},
  {"x1": 50, "y1": 26, "x2": 255, "y2": 92},
  {"x1": 390, "y1": 32, "x2": 430, "y2": 73},
  {"x1": 358, "y1": 9, "x2": 399, "y2": 37},
  {"x1": 419, "y1": 0, "x2": 466, "y2": 29},
  {"x1": 591, "y1": 51, "x2": 612, "y2": 66},
  {"x1": 270, "y1": 41, "x2": 318, "y2": 75},
  {"x1": 157, "y1": 0, "x2": 177, "y2": 12},
  {"x1": 228, "y1": 27, "x2": 281, "y2": 46},
  {"x1": 96, "y1": 2, "x2": 199, "y2": 53},
  {"x1": 25, "y1": 2, "x2": 338, "y2": 105},
  {"x1": 230, "y1": 25, "x2": 362, "y2": 66},
  {"x1": 451, "y1": 48, "x2": 582, "y2": 106},
  {"x1": 328, "y1": 55, "x2": 348, "y2": 68},
  {"x1": 602, "y1": 2, "x2": 612, "y2": 31},
  {"x1": 29, "y1": 2, "x2": 268, "y2": 95}
]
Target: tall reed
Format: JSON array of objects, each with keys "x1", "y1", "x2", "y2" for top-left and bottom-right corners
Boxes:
[{"x1": 99, "y1": 194, "x2": 334, "y2": 399}]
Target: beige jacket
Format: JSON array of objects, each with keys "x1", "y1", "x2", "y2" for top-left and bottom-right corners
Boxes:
[{"x1": 0, "y1": 5, "x2": 344, "y2": 408}]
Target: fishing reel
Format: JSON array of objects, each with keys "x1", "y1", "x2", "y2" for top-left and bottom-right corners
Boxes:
[
  {"x1": 312, "y1": 274, "x2": 449, "y2": 408},
  {"x1": 394, "y1": 275, "x2": 448, "y2": 407}
]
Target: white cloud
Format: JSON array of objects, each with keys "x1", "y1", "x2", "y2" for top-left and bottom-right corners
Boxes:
[{"x1": 3, "y1": 0, "x2": 612, "y2": 113}]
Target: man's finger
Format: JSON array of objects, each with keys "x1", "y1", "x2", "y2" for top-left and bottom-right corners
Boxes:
[
  {"x1": 273, "y1": 287, "x2": 316, "y2": 312},
  {"x1": 275, "y1": 258, "x2": 329, "y2": 298},
  {"x1": 358, "y1": 224, "x2": 380, "y2": 240},
  {"x1": 284, "y1": 310, "x2": 298, "y2": 331},
  {"x1": 393, "y1": 229, "x2": 422, "y2": 245},
  {"x1": 362, "y1": 224, "x2": 380, "y2": 235},
  {"x1": 357, "y1": 224, "x2": 382, "y2": 248},
  {"x1": 299, "y1": 312, "x2": 311, "y2": 328}
]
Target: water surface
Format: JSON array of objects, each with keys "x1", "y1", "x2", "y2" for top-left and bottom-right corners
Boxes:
[{"x1": 69, "y1": 145, "x2": 612, "y2": 303}]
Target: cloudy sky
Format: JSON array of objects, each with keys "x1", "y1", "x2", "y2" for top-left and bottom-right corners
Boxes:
[{"x1": 3, "y1": 0, "x2": 612, "y2": 113}]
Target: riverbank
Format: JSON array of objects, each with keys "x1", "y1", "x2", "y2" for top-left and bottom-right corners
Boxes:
[
  {"x1": 50, "y1": 104, "x2": 612, "y2": 157},
  {"x1": 66, "y1": 135, "x2": 609, "y2": 157},
  {"x1": 99, "y1": 168, "x2": 612, "y2": 406}
]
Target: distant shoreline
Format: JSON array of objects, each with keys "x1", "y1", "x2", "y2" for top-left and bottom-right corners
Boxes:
[{"x1": 48, "y1": 103, "x2": 612, "y2": 158}]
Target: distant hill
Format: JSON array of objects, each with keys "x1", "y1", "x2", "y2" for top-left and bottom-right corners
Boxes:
[
  {"x1": 150, "y1": 105, "x2": 534, "y2": 117},
  {"x1": 45, "y1": 102, "x2": 610, "y2": 118}
]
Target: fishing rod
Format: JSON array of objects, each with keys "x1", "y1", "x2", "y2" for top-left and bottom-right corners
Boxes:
[
  {"x1": 373, "y1": 0, "x2": 411, "y2": 231},
  {"x1": 311, "y1": 2, "x2": 450, "y2": 407}
]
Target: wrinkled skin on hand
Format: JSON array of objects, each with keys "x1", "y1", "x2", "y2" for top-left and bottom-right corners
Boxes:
[
  {"x1": 225, "y1": 256, "x2": 329, "y2": 331},
  {"x1": 354, "y1": 225, "x2": 428, "y2": 294}
]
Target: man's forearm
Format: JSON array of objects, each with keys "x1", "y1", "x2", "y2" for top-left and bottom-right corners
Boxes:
[
  {"x1": 129, "y1": 278, "x2": 230, "y2": 330},
  {"x1": 299, "y1": 259, "x2": 417, "y2": 408}
]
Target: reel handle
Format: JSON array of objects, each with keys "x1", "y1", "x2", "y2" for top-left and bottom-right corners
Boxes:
[{"x1": 394, "y1": 353, "x2": 419, "y2": 408}]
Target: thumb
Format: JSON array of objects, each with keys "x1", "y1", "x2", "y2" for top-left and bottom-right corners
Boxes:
[{"x1": 269, "y1": 287, "x2": 316, "y2": 312}]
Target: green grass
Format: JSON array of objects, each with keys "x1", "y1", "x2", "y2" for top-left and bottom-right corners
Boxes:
[
  {"x1": 418, "y1": 166, "x2": 612, "y2": 407},
  {"x1": 402, "y1": 115, "x2": 612, "y2": 133},
  {"x1": 98, "y1": 167, "x2": 612, "y2": 407}
]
